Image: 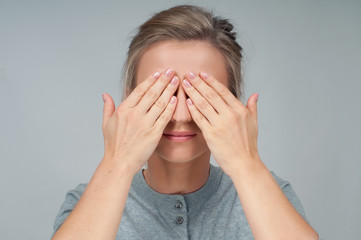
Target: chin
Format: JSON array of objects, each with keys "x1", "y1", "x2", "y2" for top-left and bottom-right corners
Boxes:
[
  {"x1": 149, "y1": 134, "x2": 210, "y2": 163},
  {"x1": 158, "y1": 152, "x2": 198, "y2": 163},
  {"x1": 153, "y1": 142, "x2": 210, "y2": 164}
]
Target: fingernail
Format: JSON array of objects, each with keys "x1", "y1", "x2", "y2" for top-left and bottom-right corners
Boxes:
[
  {"x1": 170, "y1": 96, "x2": 177, "y2": 104},
  {"x1": 183, "y1": 79, "x2": 192, "y2": 88},
  {"x1": 102, "y1": 93, "x2": 107, "y2": 103},
  {"x1": 187, "y1": 72, "x2": 196, "y2": 80},
  {"x1": 255, "y1": 94, "x2": 259, "y2": 102},
  {"x1": 200, "y1": 72, "x2": 208, "y2": 80},
  {"x1": 186, "y1": 98, "x2": 193, "y2": 105},
  {"x1": 165, "y1": 68, "x2": 174, "y2": 77},
  {"x1": 153, "y1": 72, "x2": 160, "y2": 78},
  {"x1": 170, "y1": 76, "x2": 179, "y2": 86}
]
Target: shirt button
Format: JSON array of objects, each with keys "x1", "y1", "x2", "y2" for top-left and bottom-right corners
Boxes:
[
  {"x1": 176, "y1": 216, "x2": 184, "y2": 224},
  {"x1": 175, "y1": 201, "x2": 183, "y2": 209}
]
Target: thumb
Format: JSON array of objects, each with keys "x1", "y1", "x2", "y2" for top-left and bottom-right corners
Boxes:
[
  {"x1": 102, "y1": 93, "x2": 115, "y2": 128},
  {"x1": 246, "y1": 93, "x2": 259, "y2": 122}
]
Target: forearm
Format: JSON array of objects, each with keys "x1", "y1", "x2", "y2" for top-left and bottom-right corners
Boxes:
[
  {"x1": 52, "y1": 157, "x2": 134, "y2": 240},
  {"x1": 230, "y1": 157, "x2": 318, "y2": 240}
]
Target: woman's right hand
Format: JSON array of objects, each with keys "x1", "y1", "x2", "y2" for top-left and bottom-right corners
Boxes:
[{"x1": 101, "y1": 68, "x2": 179, "y2": 175}]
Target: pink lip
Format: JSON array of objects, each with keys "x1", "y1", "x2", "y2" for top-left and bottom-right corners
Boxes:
[
  {"x1": 164, "y1": 131, "x2": 196, "y2": 136},
  {"x1": 163, "y1": 131, "x2": 196, "y2": 142}
]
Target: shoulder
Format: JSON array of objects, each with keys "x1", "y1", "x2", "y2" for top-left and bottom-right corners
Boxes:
[
  {"x1": 63, "y1": 183, "x2": 88, "y2": 201},
  {"x1": 269, "y1": 171, "x2": 308, "y2": 219},
  {"x1": 269, "y1": 171, "x2": 291, "y2": 189},
  {"x1": 51, "y1": 183, "x2": 88, "y2": 237}
]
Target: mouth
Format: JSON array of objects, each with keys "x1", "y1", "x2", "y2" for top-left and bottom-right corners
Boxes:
[{"x1": 162, "y1": 132, "x2": 197, "y2": 142}]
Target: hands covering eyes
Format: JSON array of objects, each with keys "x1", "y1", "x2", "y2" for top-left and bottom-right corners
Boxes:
[
  {"x1": 182, "y1": 71, "x2": 260, "y2": 177},
  {"x1": 101, "y1": 68, "x2": 179, "y2": 175},
  {"x1": 101, "y1": 68, "x2": 259, "y2": 177}
]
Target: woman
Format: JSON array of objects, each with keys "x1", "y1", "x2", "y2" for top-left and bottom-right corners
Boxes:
[{"x1": 52, "y1": 5, "x2": 320, "y2": 240}]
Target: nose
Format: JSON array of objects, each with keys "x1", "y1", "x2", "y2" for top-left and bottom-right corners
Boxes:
[{"x1": 171, "y1": 84, "x2": 192, "y2": 123}]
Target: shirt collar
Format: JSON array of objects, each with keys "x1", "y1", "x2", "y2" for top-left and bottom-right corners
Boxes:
[{"x1": 131, "y1": 164, "x2": 223, "y2": 213}]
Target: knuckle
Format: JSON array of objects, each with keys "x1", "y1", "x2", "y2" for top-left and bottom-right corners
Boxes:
[
  {"x1": 205, "y1": 90, "x2": 218, "y2": 100},
  {"x1": 158, "y1": 112, "x2": 169, "y2": 123},
  {"x1": 125, "y1": 113, "x2": 133, "y2": 122},
  {"x1": 150, "y1": 125, "x2": 162, "y2": 137},
  {"x1": 125, "y1": 110, "x2": 138, "y2": 122},
  {"x1": 146, "y1": 88, "x2": 158, "y2": 99},
  {"x1": 159, "y1": 75, "x2": 169, "y2": 83},
  {"x1": 195, "y1": 113, "x2": 205, "y2": 123},
  {"x1": 154, "y1": 99, "x2": 166, "y2": 109},
  {"x1": 149, "y1": 125, "x2": 157, "y2": 134},
  {"x1": 207, "y1": 76, "x2": 214, "y2": 83},
  {"x1": 143, "y1": 126, "x2": 154, "y2": 135},
  {"x1": 134, "y1": 85, "x2": 146, "y2": 96},
  {"x1": 219, "y1": 86, "x2": 229, "y2": 97},
  {"x1": 223, "y1": 109, "x2": 233, "y2": 120},
  {"x1": 198, "y1": 100, "x2": 209, "y2": 110},
  {"x1": 208, "y1": 127, "x2": 218, "y2": 137},
  {"x1": 192, "y1": 79, "x2": 200, "y2": 87},
  {"x1": 230, "y1": 111, "x2": 241, "y2": 123},
  {"x1": 238, "y1": 107, "x2": 247, "y2": 118}
]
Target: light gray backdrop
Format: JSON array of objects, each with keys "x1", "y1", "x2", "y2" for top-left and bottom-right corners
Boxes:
[{"x1": 1, "y1": 0, "x2": 360, "y2": 239}]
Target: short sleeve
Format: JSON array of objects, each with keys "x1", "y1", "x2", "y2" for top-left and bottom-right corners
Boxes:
[
  {"x1": 270, "y1": 172, "x2": 307, "y2": 220},
  {"x1": 270, "y1": 172, "x2": 322, "y2": 239},
  {"x1": 51, "y1": 183, "x2": 88, "y2": 238}
]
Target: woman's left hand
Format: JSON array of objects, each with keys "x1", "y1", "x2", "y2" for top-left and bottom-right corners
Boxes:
[{"x1": 182, "y1": 72, "x2": 260, "y2": 177}]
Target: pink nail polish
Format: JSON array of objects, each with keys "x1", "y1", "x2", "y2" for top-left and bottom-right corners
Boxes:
[
  {"x1": 201, "y1": 72, "x2": 208, "y2": 80},
  {"x1": 187, "y1": 98, "x2": 193, "y2": 105},
  {"x1": 188, "y1": 72, "x2": 196, "y2": 79},
  {"x1": 165, "y1": 68, "x2": 174, "y2": 77},
  {"x1": 170, "y1": 76, "x2": 179, "y2": 86},
  {"x1": 153, "y1": 72, "x2": 160, "y2": 78},
  {"x1": 183, "y1": 79, "x2": 192, "y2": 88}
]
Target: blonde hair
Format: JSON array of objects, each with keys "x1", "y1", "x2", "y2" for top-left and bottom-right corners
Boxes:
[{"x1": 121, "y1": 4, "x2": 243, "y2": 101}]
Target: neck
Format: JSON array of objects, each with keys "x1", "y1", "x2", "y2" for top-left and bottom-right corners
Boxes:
[{"x1": 143, "y1": 151, "x2": 211, "y2": 195}]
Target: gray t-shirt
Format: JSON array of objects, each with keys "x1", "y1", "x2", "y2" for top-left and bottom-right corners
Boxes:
[{"x1": 52, "y1": 164, "x2": 319, "y2": 239}]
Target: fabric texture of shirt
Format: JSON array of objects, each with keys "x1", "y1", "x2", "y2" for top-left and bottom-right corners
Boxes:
[{"x1": 52, "y1": 164, "x2": 320, "y2": 239}]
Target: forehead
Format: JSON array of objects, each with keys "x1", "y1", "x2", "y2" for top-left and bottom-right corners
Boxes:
[{"x1": 136, "y1": 40, "x2": 228, "y2": 85}]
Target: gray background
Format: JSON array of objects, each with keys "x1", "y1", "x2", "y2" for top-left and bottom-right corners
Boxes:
[{"x1": 1, "y1": 0, "x2": 360, "y2": 239}]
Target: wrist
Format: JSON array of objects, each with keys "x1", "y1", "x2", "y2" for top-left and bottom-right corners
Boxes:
[
  {"x1": 100, "y1": 155, "x2": 140, "y2": 178},
  {"x1": 227, "y1": 154, "x2": 266, "y2": 180}
]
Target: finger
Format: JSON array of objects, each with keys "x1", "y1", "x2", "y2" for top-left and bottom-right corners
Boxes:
[
  {"x1": 102, "y1": 93, "x2": 115, "y2": 129},
  {"x1": 246, "y1": 93, "x2": 259, "y2": 122},
  {"x1": 185, "y1": 72, "x2": 228, "y2": 115},
  {"x1": 123, "y1": 71, "x2": 161, "y2": 108},
  {"x1": 186, "y1": 98, "x2": 211, "y2": 131},
  {"x1": 138, "y1": 68, "x2": 175, "y2": 113},
  {"x1": 182, "y1": 78, "x2": 218, "y2": 126},
  {"x1": 199, "y1": 72, "x2": 241, "y2": 109},
  {"x1": 153, "y1": 96, "x2": 177, "y2": 131},
  {"x1": 147, "y1": 75, "x2": 179, "y2": 123}
]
